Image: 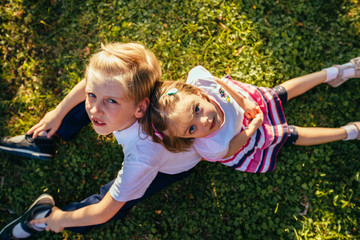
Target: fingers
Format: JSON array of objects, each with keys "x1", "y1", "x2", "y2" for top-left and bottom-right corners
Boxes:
[
  {"x1": 30, "y1": 217, "x2": 47, "y2": 225},
  {"x1": 26, "y1": 122, "x2": 41, "y2": 136},
  {"x1": 244, "y1": 112, "x2": 253, "y2": 120},
  {"x1": 27, "y1": 120, "x2": 46, "y2": 139},
  {"x1": 47, "y1": 129, "x2": 56, "y2": 139}
]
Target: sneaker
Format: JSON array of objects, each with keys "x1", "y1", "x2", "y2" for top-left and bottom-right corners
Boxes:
[
  {"x1": 328, "y1": 57, "x2": 360, "y2": 87},
  {"x1": 0, "y1": 194, "x2": 55, "y2": 240},
  {"x1": 0, "y1": 135, "x2": 54, "y2": 160}
]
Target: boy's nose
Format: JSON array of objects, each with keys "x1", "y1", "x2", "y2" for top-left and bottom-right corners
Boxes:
[{"x1": 90, "y1": 102, "x2": 103, "y2": 115}]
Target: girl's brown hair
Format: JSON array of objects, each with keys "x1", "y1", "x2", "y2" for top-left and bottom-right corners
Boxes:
[{"x1": 143, "y1": 80, "x2": 210, "y2": 153}]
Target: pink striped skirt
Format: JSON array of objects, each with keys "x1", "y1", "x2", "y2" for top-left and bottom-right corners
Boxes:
[{"x1": 218, "y1": 76, "x2": 289, "y2": 173}]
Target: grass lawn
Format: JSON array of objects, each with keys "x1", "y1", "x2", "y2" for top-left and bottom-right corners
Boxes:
[{"x1": 1, "y1": 0, "x2": 360, "y2": 239}]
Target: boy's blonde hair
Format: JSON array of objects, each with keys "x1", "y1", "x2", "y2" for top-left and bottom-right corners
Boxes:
[
  {"x1": 85, "y1": 42, "x2": 161, "y2": 105},
  {"x1": 143, "y1": 81, "x2": 209, "y2": 153}
]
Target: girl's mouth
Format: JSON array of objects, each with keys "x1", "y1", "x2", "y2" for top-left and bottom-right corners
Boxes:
[
  {"x1": 210, "y1": 117, "x2": 216, "y2": 130},
  {"x1": 92, "y1": 118, "x2": 106, "y2": 126}
]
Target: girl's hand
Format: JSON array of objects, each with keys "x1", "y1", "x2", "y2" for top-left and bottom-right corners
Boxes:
[
  {"x1": 243, "y1": 98, "x2": 259, "y2": 120},
  {"x1": 247, "y1": 107, "x2": 264, "y2": 133},
  {"x1": 27, "y1": 109, "x2": 63, "y2": 139},
  {"x1": 30, "y1": 207, "x2": 65, "y2": 233}
]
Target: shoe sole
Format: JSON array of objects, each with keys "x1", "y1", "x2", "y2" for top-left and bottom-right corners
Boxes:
[
  {"x1": 0, "y1": 146, "x2": 52, "y2": 160},
  {"x1": 0, "y1": 194, "x2": 55, "y2": 237}
]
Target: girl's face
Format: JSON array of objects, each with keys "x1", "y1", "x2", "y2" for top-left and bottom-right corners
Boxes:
[
  {"x1": 168, "y1": 92, "x2": 223, "y2": 139},
  {"x1": 85, "y1": 77, "x2": 141, "y2": 135}
]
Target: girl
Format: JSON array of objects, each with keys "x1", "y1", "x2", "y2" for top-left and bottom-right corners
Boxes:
[{"x1": 144, "y1": 58, "x2": 359, "y2": 173}]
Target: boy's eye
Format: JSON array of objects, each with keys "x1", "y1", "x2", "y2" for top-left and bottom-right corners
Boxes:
[
  {"x1": 88, "y1": 93, "x2": 96, "y2": 98},
  {"x1": 107, "y1": 99, "x2": 117, "y2": 104},
  {"x1": 189, "y1": 125, "x2": 196, "y2": 134},
  {"x1": 195, "y1": 105, "x2": 200, "y2": 114}
]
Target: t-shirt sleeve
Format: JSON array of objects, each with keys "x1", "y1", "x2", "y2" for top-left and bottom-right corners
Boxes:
[
  {"x1": 186, "y1": 66, "x2": 214, "y2": 85},
  {"x1": 194, "y1": 138, "x2": 228, "y2": 161},
  {"x1": 109, "y1": 156, "x2": 159, "y2": 202}
]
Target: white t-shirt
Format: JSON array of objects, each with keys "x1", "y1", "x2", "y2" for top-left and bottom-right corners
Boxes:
[
  {"x1": 186, "y1": 66, "x2": 251, "y2": 161},
  {"x1": 109, "y1": 121, "x2": 201, "y2": 202}
]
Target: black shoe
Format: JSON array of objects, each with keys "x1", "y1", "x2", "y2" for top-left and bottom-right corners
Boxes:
[
  {"x1": 0, "y1": 135, "x2": 54, "y2": 160},
  {"x1": 0, "y1": 194, "x2": 55, "y2": 240}
]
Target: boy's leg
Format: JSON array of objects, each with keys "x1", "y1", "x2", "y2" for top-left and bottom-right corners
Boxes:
[
  {"x1": 0, "y1": 101, "x2": 90, "y2": 160},
  {"x1": 0, "y1": 194, "x2": 54, "y2": 239},
  {"x1": 55, "y1": 101, "x2": 91, "y2": 141},
  {"x1": 0, "y1": 169, "x2": 193, "y2": 238},
  {"x1": 62, "y1": 168, "x2": 193, "y2": 234},
  {"x1": 290, "y1": 122, "x2": 359, "y2": 146},
  {"x1": 279, "y1": 57, "x2": 359, "y2": 101}
]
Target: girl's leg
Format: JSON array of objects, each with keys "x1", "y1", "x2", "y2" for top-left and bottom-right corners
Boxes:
[
  {"x1": 279, "y1": 57, "x2": 359, "y2": 101},
  {"x1": 294, "y1": 126, "x2": 347, "y2": 146},
  {"x1": 294, "y1": 122, "x2": 360, "y2": 146},
  {"x1": 279, "y1": 71, "x2": 326, "y2": 101}
]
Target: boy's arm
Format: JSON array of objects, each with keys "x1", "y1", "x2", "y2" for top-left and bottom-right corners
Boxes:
[
  {"x1": 214, "y1": 77, "x2": 258, "y2": 120},
  {"x1": 27, "y1": 79, "x2": 87, "y2": 138},
  {"x1": 222, "y1": 108, "x2": 263, "y2": 159},
  {"x1": 30, "y1": 191, "x2": 125, "y2": 233}
]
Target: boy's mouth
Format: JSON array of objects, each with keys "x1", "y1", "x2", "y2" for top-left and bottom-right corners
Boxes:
[{"x1": 92, "y1": 117, "x2": 106, "y2": 126}]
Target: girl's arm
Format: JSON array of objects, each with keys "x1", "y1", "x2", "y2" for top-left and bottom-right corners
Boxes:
[
  {"x1": 214, "y1": 77, "x2": 258, "y2": 119},
  {"x1": 30, "y1": 192, "x2": 125, "y2": 233},
  {"x1": 222, "y1": 107, "x2": 264, "y2": 159},
  {"x1": 27, "y1": 79, "x2": 87, "y2": 138}
]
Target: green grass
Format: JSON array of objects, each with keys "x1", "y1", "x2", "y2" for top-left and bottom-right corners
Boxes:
[{"x1": 1, "y1": 0, "x2": 360, "y2": 239}]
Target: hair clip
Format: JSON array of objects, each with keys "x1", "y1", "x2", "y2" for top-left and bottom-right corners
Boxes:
[
  {"x1": 160, "y1": 88, "x2": 178, "y2": 99},
  {"x1": 167, "y1": 88, "x2": 178, "y2": 95},
  {"x1": 151, "y1": 122, "x2": 163, "y2": 140}
]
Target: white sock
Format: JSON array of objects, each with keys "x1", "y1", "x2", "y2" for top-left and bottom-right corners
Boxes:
[
  {"x1": 31, "y1": 209, "x2": 50, "y2": 231},
  {"x1": 324, "y1": 63, "x2": 356, "y2": 83},
  {"x1": 12, "y1": 224, "x2": 31, "y2": 238},
  {"x1": 11, "y1": 209, "x2": 50, "y2": 238},
  {"x1": 341, "y1": 125, "x2": 359, "y2": 140},
  {"x1": 39, "y1": 131, "x2": 48, "y2": 137}
]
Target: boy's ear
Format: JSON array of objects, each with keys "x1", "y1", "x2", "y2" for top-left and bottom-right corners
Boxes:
[{"x1": 135, "y1": 98, "x2": 150, "y2": 119}]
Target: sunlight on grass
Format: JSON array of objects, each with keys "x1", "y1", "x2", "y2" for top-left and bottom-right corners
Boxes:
[{"x1": 1, "y1": 0, "x2": 359, "y2": 239}]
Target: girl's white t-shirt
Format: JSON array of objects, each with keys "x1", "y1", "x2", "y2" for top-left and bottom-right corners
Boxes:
[
  {"x1": 109, "y1": 121, "x2": 201, "y2": 202},
  {"x1": 186, "y1": 66, "x2": 250, "y2": 161}
]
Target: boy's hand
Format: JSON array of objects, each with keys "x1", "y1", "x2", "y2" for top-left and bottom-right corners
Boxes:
[
  {"x1": 243, "y1": 98, "x2": 259, "y2": 120},
  {"x1": 27, "y1": 109, "x2": 62, "y2": 139},
  {"x1": 30, "y1": 207, "x2": 65, "y2": 233}
]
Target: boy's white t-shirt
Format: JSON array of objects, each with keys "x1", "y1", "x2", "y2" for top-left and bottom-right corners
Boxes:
[
  {"x1": 109, "y1": 121, "x2": 201, "y2": 202},
  {"x1": 186, "y1": 66, "x2": 251, "y2": 161}
]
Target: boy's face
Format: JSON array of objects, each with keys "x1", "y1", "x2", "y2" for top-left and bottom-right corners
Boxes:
[
  {"x1": 168, "y1": 92, "x2": 223, "y2": 139},
  {"x1": 85, "y1": 77, "x2": 143, "y2": 135}
]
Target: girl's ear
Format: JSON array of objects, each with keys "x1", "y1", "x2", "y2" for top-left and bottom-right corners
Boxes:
[
  {"x1": 195, "y1": 90, "x2": 202, "y2": 96},
  {"x1": 196, "y1": 90, "x2": 210, "y2": 101},
  {"x1": 135, "y1": 98, "x2": 150, "y2": 119}
]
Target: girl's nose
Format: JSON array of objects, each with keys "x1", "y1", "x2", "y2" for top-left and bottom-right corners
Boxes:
[{"x1": 200, "y1": 116, "x2": 209, "y2": 126}]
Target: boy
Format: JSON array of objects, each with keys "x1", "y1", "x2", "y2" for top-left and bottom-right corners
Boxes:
[{"x1": 0, "y1": 42, "x2": 201, "y2": 239}]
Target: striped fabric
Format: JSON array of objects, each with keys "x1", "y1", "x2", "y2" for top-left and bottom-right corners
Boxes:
[{"x1": 218, "y1": 77, "x2": 289, "y2": 173}]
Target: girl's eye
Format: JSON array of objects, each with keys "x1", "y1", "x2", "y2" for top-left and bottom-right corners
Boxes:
[
  {"x1": 88, "y1": 93, "x2": 96, "y2": 98},
  {"x1": 195, "y1": 105, "x2": 200, "y2": 114},
  {"x1": 189, "y1": 125, "x2": 196, "y2": 134}
]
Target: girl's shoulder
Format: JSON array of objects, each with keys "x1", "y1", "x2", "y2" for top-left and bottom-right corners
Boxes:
[
  {"x1": 186, "y1": 66, "x2": 214, "y2": 85},
  {"x1": 186, "y1": 66, "x2": 220, "y2": 95}
]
